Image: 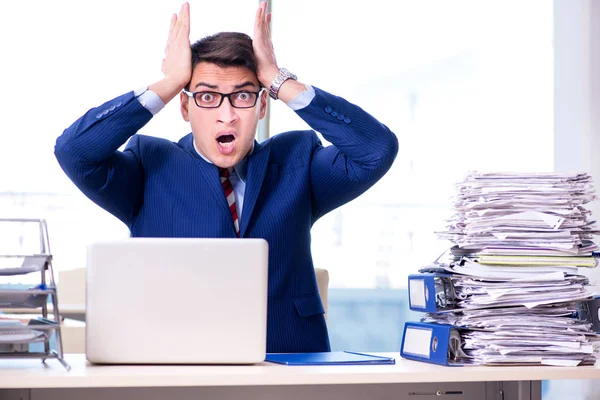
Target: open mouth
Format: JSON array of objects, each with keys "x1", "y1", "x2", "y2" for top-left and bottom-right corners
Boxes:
[
  {"x1": 217, "y1": 134, "x2": 235, "y2": 148},
  {"x1": 216, "y1": 132, "x2": 237, "y2": 154}
]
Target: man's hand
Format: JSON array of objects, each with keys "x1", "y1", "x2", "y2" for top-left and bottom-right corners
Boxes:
[
  {"x1": 253, "y1": 1, "x2": 279, "y2": 89},
  {"x1": 162, "y1": 2, "x2": 192, "y2": 86},
  {"x1": 149, "y1": 2, "x2": 192, "y2": 104},
  {"x1": 253, "y1": 1, "x2": 306, "y2": 103}
]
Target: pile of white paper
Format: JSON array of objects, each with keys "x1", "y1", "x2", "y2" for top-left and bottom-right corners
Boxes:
[
  {"x1": 450, "y1": 272, "x2": 590, "y2": 309},
  {"x1": 437, "y1": 171, "x2": 599, "y2": 254},
  {"x1": 429, "y1": 171, "x2": 600, "y2": 366},
  {"x1": 0, "y1": 320, "x2": 48, "y2": 344}
]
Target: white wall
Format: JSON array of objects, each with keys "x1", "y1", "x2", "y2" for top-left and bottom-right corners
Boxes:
[
  {"x1": 551, "y1": 3, "x2": 600, "y2": 398},
  {"x1": 554, "y1": 0, "x2": 600, "y2": 219}
]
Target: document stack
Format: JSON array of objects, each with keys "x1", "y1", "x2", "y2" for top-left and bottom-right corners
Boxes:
[
  {"x1": 0, "y1": 218, "x2": 69, "y2": 370},
  {"x1": 401, "y1": 172, "x2": 600, "y2": 367}
]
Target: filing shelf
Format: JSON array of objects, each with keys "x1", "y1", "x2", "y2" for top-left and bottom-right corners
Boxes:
[{"x1": 0, "y1": 218, "x2": 69, "y2": 370}]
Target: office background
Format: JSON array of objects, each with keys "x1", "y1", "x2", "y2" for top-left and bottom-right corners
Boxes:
[{"x1": 1, "y1": 1, "x2": 599, "y2": 398}]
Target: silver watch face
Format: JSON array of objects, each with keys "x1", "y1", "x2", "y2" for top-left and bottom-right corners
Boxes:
[
  {"x1": 280, "y1": 68, "x2": 297, "y2": 80},
  {"x1": 269, "y1": 68, "x2": 297, "y2": 100}
]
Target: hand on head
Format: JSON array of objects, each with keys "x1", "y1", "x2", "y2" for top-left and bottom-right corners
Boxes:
[
  {"x1": 253, "y1": 1, "x2": 280, "y2": 88},
  {"x1": 161, "y1": 2, "x2": 192, "y2": 90}
]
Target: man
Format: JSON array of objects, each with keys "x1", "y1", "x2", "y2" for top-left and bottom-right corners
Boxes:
[{"x1": 55, "y1": 2, "x2": 398, "y2": 353}]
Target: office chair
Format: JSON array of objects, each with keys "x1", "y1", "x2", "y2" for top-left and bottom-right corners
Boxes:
[
  {"x1": 57, "y1": 268, "x2": 86, "y2": 308},
  {"x1": 314, "y1": 268, "x2": 329, "y2": 321}
]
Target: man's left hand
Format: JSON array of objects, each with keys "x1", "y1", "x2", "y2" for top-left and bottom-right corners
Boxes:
[{"x1": 253, "y1": 1, "x2": 279, "y2": 88}]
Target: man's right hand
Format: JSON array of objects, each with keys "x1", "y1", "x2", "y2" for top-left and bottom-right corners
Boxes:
[{"x1": 149, "y1": 2, "x2": 192, "y2": 104}]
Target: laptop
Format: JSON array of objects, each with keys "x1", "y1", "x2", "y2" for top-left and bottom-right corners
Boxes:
[{"x1": 85, "y1": 238, "x2": 269, "y2": 364}]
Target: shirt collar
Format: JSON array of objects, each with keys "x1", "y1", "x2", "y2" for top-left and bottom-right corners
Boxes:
[{"x1": 192, "y1": 139, "x2": 252, "y2": 183}]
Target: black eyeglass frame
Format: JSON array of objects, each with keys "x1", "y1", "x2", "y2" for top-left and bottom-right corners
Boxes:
[{"x1": 182, "y1": 88, "x2": 266, "y2": 109}]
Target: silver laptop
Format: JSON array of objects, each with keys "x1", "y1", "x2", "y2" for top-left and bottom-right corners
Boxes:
[{"x1": 85, "y1": 238, "x2": 268, "y2": 364}]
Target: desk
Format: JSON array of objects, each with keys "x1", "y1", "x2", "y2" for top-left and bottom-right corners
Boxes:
[{"x1": 0, "y1": 354, "x2": 599, "y2": 400}]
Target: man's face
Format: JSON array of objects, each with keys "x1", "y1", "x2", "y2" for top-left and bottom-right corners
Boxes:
[{"x1": 180, "y1": 62, "x2": 267, "y2": 169}]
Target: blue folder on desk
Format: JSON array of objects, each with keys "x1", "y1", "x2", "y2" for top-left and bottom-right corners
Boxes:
[
  {"x1": 408, "y1": 273, "x2": 456, "y2": 313},
  {"x1": 400, "y1": 322, "x2": 464, "y2": 366},
  {"x1": 265, "y1": 351, "x2": 395, "y2": 365}
]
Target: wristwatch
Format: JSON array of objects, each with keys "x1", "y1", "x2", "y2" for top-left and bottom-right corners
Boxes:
[{"x1": 268, "y1": 68, "x2": 297, "y2": 100}]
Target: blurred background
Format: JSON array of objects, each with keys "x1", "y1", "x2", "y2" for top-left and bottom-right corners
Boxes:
[{"x1": 0, "y1": 1, "x2": 599, "y2": 398}]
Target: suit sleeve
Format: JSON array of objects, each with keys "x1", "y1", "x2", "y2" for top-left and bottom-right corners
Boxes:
[
  {"x1": 294, "y1": 86, "x2": 399, "y2": 220},
  {"x1": 54, "y1": 92, "x2": 153, "y2": 225}
]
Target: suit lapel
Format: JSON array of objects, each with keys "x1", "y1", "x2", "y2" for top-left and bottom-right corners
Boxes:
[
  {"x1": 183, "y1": 134, "x2": 231, "y2": 218},
  {"x1": 197, "y1": 160, "x2": 231, "y2": 216},
  {"x1": 240, "y1": 140, "x2": 271, "y2": 237}
]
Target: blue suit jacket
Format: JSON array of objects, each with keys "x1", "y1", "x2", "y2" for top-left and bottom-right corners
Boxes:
[{"x1": 55, "y1": 86, "x2": 398, "y2": 353}]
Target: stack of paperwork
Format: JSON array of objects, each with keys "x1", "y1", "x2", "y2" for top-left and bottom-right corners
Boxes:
[
  {"x1": 438, "y1": 171, "x2": 598, "y2": 257},
  {"x1": 424, "y1": 172, "x2": 600, "y2": 366}
]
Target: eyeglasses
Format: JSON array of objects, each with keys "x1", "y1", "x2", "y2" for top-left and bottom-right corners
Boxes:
[{"x1": 182, "y1": 88, "x2": 265, "y2": 109}]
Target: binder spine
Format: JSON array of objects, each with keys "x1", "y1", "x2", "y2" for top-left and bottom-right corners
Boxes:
[
  {"x1": 577, "y1": 297, "x2": 600, "y2": 333},
  {"x1": 400, "y1": 322, "x2": 458, "y2": 366},
  {"x1": 408, "y1": 273, "x2": 455, "y2": 313}
]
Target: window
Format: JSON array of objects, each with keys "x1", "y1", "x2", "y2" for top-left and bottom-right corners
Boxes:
[
  {"x1": 1, "y1": 0, "x2": 556, "y2": 352},
  {"x1": 271, "y1": 0, "x2": 553, "y2": 349},
  {"x1": 0, "y1": 0, "x2": 257, "y2": 272}
]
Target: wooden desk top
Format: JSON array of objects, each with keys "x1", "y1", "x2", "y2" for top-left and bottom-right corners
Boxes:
[{"x1": 0, "y1": 353, "x2": 598, "y2": 389}]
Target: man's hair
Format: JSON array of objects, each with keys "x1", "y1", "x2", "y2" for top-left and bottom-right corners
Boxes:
[{"x1": 187, "y1": 32, "x2": 258, "y2": 90}]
